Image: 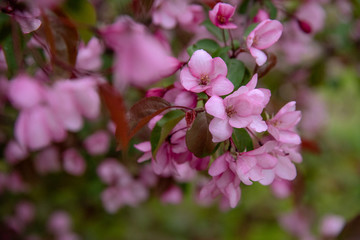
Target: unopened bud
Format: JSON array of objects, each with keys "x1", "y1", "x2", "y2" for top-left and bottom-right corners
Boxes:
[{"x1": 297, "y1": 19, "x2": 312, "y2": 34}]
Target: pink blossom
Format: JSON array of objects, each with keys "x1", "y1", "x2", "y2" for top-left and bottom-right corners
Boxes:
[
  {"x1": 209, "y1": 2, "x2": 237, "y2": 29},
  {"x1": 200, "y1": 152, "x2": 241, "y2": 208},
  {"x1": 47, "y1": 77, "x2": 100, "y2": 132},
  {"x1": 180, "y1": 49, "x2": 234, "y2": 96},
  {"x1": 205, "y1": 74, "x2": 270, "y2": 142},
  {"x1": 76, "y1": 38, "x2": 104, "y2": 71},
  {"x1": 4, "y1": 140, "x2": 27, "y2": 165},
  {"x1": 247, "y1": 19, "x2": 283, "y2": 66},
  {"x1": 260, "y1": 142, "x2": 302, "y2": 184},
  {"x1": 34, "y1": 146, "x2": 61, "y2": 175},
  {"x1": 295, "y1": 2, "x2": 325, "y2": 34},
  {"x1": 146, "y1": 87, "x2": 167, "y2": 98},
  {"x1": 279, "y1": 210, "x2": 315, "y2": 240},
  {"x1": 253, "y1": 9, "x2": 270, "y2": 23},
  {"x1": 270, "y1": 178, "x2": 292, "y2": 199},
  {"x1": 15, "y1": 201, "x2": 35, "y2": 224},
  {"x1": 152, "y1": 0, "x2": 204, "y2": 31},
  {"x1": 161, "y1": 185, "x2": 183, "y2": 204},
  {"x1": 163, "y1": 82, "x2": 197, "y2": 108},
  {"x1": 8, "y1": 74, "x2": 45, "y2": 110},
  {"x1": 63, "y1": 149, "x2": 86, "y2": 176},
  {"x1": 267, "y1": 101, "x2": 302, "y2": 145},
  {"x1": 83, "y1": 130, "x2": 110, "y2": 155},
  {"x1": 15, "y1": 106, "x2": 66, "y2": 150},
  {"x1": 100, "y1": 17, "x2": 181, "y2": 92},
  {"x1": 97, "y1": 159, "x2": 132, "y2": 186},
  {"x1": 48, "y1": 211, "x2": 72, "y2": 235},
  {"x1": 320, "y1": 214, "x2": 345, "y2": 237},
  {"x1": 11, "y1": 9, "x2": 41, "y2": 34},
  {"x1": 235, "y1": 141, "x2": 278, "y2": 185}
]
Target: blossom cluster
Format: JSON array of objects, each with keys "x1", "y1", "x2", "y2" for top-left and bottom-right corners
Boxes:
[{"x1": 2, "y1": 0, "x2": 343, "y2": 237}]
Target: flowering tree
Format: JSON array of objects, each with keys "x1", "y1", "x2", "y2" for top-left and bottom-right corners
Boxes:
[{"x1": 0, "y1": 0, "x2": 359, "y2": 239}]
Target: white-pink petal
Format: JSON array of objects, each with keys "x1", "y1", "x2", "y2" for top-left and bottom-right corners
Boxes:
[{"x1": 205, "y1": 96, "x2": 227, "y2": 119}]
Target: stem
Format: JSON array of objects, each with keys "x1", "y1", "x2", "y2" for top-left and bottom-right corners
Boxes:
[
  {"x1": 222, "y1": 29, "x2": 227, "y2": 47},
  {"x1": 228, "y1": 30, "x2": 236, "y2": 57}
]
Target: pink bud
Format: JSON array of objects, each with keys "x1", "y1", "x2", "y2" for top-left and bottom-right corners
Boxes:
[
  {"x1": 297, "y1": 19, "x2": 312, "y2": 34},
  {"x1": 84, "y1": 130, "x2": 110, "y2": 155},
  {"x1": 320, "y1": 215, "x2": 345, "y2": 237},
  {"x1": 145, "y1": 87, "x2": 166, "y2": 97},
  {"x1": 4, "y1": 140, "x2": 27, "y2": 165},
  {"x1": 161, "y1": 185, "x2": 183, "y2": 204},
  {"x1": 253, "y1": 9, "x2": 269, "y2": 23},
  {"x1": 15, "y1": 201, "x2": 35, "y2": 224},
  {"x1": 63, "y1": 149, "x2": 86, "y2": 176}
]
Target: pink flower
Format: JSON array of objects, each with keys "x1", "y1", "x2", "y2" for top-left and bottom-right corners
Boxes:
[
  {"x1": 152, "y1": 0, "x2": 204, "y2": 31},
  {"x1": 320, "y1": 214, "x2": 345, "y2": 237},
  {"x1": 15, "y1": 106, "x2": 66, "y2": 150},
  {"x1": 205, "y1": 74, "x2": 270, "y2": 142},
  {"x1": 83, "y1": 130, "x2": 110, "y2": 155},
  {"x1": 234, "y1": 141, "x2": 278, "y2": 185},
  {"x1": 34, "y1": 146, "x2": 61, "y2": 175},
  {"x1": 8, "y1": 74, "x2": 45, "y2": 110},
  {"x1": 63, "y1": 149, "x2": 86, "y2": 176},
  {"x1": 97, "y1": 159, "x2": 132, "y2": 186},
  {"x1": 209, "y1": 3, "x2": 237, "y2": 29},
  {"x1": 163, "y1": 82, "x2": 197, "y2": 108},
  {"x1": 4, "y1": 140, "x2": 27, "y2": 165},
  {"x1": 180, "y1": 49, "x2": 234, "y2": 96},
  {"x1": 247, "y1": 19, "x2": 283, "y2": 66},
  {"x1": 161, "y1": 185, "x2": 183, "y2": 204},
  {"x1": 48, "y1": 211, "x2": 72, "y2": 235},
  {"x1": 100, "y1": 17, "x2": 181, "y2": 92},
  {"x1": 253, "y1": 9, "x2": 269, "y2": 23},
  {"x1": 267, "y1": 101, "x2": 302, "y2": 145},
  {"x1": 76, "y1": 38, "x2": 104, "y2": 71},
  {"x1": 200, "y1": 152, "x2": 241, "y2": 208},
  {"x1": 47, "y1": 77, "x2": 100, "y2": 132},
  {"x1": 295, "y1": 2, "x2": 325, "y2": 34}
]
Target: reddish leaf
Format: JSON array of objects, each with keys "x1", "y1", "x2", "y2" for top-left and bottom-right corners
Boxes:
[
  {"x1": 98, "y1": 84, "x2": 129, "y2": 150},
  {"x1": 186, "y1": 112, "x2": 217, "y2": 158},
  {"x1": 128, "y1": 97, "x2": 171, "y2": 137},
  {"x1": 40, "y1": 8, "x2": 79, "y2": 77}
]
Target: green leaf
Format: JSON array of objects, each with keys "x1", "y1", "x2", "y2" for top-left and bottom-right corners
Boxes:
[
  {"x1": 244, "y1": 23, "x2": 259, "y2": 38},
  {"x1": 187, "y1": 39, "x2": 220, "y2": 57},
  {"x1": 232, "y1": 128, "x2": 254, "y2": 152},
  {"x1": 186, "y1": 112, "x2": 217, "y2": 158},
  {"x1": 226, "y1": 59, "x2": 246, "y2": 91},
  {"x1": 2, "y1": 34, "x2": 18, "y2": 77},
  {"x1": 212, "y1": 46, "x2": 231, "y2": 60},
  {"x1": 202, "y1": 19, "x2": 229, "y2": 41},
  {"x1": 238, "y1": 0, "x2": 250, "y2": 14},
  {"x1": 151, "y1": 110, "x2": 185, "y2": 158},
  {"x1": 62, "y1": 0, "x2": 96, "y2": 43},
  {"x1": 265, "y1": 0, "x2": 278, "y2": 19}
]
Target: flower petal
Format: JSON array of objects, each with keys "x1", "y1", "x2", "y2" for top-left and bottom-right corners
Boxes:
[
  {"x1": 205, "y1": 96, "x2": 227, "y2": 119},
  {"x1": 209, "y1": 118, "x2": 233, "y2": 142},
  {"x1": 188, "y1": 50, "x2": 214, "y2": 77}
]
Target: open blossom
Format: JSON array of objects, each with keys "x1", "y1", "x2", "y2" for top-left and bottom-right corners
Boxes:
[
  {"x1": 63, "y1": 149, "x2": 86, "y2": 176},
  {"x1": 209, "y1": 3, "x2": 237, "y2": 29},
  {"x1": 15, "y1": 106, "x2": 67, "y2": 150},
  {"x1": 200, "y1": 152, "x2": 241, "y2": 208},
  {"x1": 247, "y1": 19, "x2": 283, "y2": 66},
  {"x1": 205, "y1": 74, "x2": 270, "y2": 142},
  {"x1": 100, "y1": 17, "x2": 181, "y2": 92},
  {"x1": 180, "y1": 49, "x2": 234, "y2": 96},
  {"x1": 8, "y1": 74, "x2": 45, "y2": 110},
  {"x1": 152, "y1": 0, "x2": 204, "y2": 31},
  {"x1": 267, "y1": 101, "x2": 302, "y2": 145}
]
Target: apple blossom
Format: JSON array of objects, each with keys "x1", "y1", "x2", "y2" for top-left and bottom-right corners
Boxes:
[
  {"x1": 209, "y1": 3, "x2": 237, "y2": 29},
  {"x1": 267, "y1": 101, "x2": 302, "y2": 145},
  {"x1": 180, "y1": 49, "x2": 234, "y2": 96},
  {"x1": 247, "y1": 19, "x2": 283, "y2": 66},
  {"x1": 205, "y1": 74, "x2": 270, "y2": 142}
]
